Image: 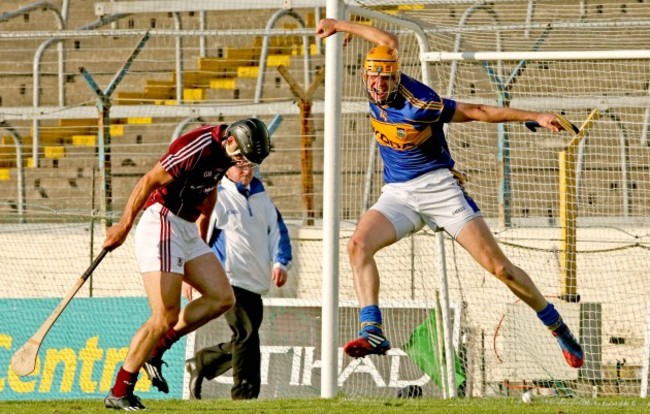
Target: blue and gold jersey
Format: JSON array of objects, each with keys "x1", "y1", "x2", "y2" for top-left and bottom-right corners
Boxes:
[{"x1": 369, "y1": 73, "x2": 457, "y2": 183}]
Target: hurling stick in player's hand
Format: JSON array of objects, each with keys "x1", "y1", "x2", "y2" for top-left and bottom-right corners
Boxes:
[
  {"x1": 525, "y1": 113, "x2": 580, "y2": 134},
  {"x1": 10, "y1": 249, "x2": 108, "y2": 376}
]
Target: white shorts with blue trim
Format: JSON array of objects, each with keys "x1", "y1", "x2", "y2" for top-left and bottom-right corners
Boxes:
[{"x1": 370, "y1": 168, "x2": 481, "y2": 241}]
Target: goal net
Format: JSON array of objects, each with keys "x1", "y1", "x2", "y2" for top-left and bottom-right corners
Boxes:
[{"x1": 338, "y1": 0, "x2": 650, "y2": 399}]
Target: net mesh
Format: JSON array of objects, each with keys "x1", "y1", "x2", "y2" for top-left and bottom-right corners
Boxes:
[
  {"x1": 2, "y1": 0, "x2": 650, "y2": 403},
  {"x1": 342, "y1": 0, "x2": 650, "y2": 400}
]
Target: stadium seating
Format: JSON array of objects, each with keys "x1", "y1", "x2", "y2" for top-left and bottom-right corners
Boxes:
[
  {"x1": 1, "y1": 0, "x2": 648, "y2": 221},
  {"x1": 0, "y1": 1, "x2": 325, "y2": 219}
]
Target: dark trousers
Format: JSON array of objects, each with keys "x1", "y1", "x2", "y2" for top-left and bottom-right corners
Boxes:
[{"x1": 195, "y1": 286, "x2": 263, "y2": 399}]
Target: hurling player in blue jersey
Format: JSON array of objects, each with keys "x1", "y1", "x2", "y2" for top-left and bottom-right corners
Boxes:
[{"x1": 316, "y1": 19, "x2": 584, "y2": 369}]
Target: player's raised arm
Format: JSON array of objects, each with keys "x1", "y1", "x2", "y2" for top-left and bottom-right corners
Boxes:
[{"x1": 316, "y1": 18, "x2": 398, "y2": 49}]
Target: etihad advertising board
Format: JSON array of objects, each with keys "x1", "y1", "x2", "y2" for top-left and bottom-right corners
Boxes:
[
  {"x1": 0, "y1": 298, "x2": 437, "y2": 400},
  {"x1": 193, "y1": 302, "x2": 438, "y2": 399}
]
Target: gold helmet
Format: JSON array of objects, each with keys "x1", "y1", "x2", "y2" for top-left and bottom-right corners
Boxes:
[{"x1": 363, "y1": 45, "x2": 401, "y2": 104}]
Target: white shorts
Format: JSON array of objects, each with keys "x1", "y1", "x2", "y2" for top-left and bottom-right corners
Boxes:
[
  {"x1": 370, "y1": 168, "x2": 481, "y2": 240},
  {"x1": 134, "y1": 203, "x2": 213, "y2": 274}
]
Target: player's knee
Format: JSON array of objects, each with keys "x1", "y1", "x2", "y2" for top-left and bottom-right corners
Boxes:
[
  {"x1": 347, "y1": 235, "x2": 371, "y2": 262},
  {"x1": 148, "y1": 314, "x2": 177, "y2": 335},
  {"x1": 491, "y1": 262, "x2": 515, "y2": 282},
  {"x1": 204, "y1": 291, "x2": 235, "y2": 318}
]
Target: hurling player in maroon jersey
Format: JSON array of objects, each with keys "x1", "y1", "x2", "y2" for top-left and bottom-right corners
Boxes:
[{"x1": 101, "y1": 118, "x2": 270, "y2": 410}]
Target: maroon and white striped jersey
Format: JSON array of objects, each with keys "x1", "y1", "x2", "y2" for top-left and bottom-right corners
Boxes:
[{"x1": 145, "y1": 124, "x2": 234, "y2": 222}]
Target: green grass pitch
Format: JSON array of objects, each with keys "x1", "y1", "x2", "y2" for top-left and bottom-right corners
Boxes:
[{"x1": 1, "y1": 397, "x2": 650, "y2": 414}]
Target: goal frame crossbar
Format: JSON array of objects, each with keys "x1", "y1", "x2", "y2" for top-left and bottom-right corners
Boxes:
[{"x1": 422, "y1": 50, "x2": 650, "y2": 62}]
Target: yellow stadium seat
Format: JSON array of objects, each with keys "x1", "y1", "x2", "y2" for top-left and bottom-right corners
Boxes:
[
  {"x1": 266, "y1": 55, "x2": 291, "y2": 67},
  {"x1": 0, "y1": 168, "x2": 10, "y2": 181},
  {"x1": 72, "y1": 135, "x2": 97, "y2": 146},
  {"x1": 291, "y1": 44, "x2": 320, "y2": 56},
  {"x1": 127, "y1": 117, "x2": 153, "y2": 125},
  {"x1": 110, "y1": 124, "x2": 124, "y2": 136},
  {"x1": 153, "y1": 99, "x2": 178, "y2": 106},
  {"x1": 183, "y1": 88, "x2": 206, "y2": 102},
  {"x1": 397, "y1": 4, "x2": 424, "y2": 10},
  {"x1": 209, "y1": 79, "x2": 236, "y2": 90},
  {"x1": 237, "y1": 67, "x2": 259, "y2": 78},
  {"x1": 44, "y1": 146, "x2": 65, "y2": 159}
]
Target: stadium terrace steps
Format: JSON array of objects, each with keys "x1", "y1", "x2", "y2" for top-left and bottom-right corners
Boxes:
[
  {"x1": 0, "y1": 2, "x2": 324, "y2": 216},
  {"x1": 3, "y1": 0, "x2": 647, "y2": 223},
  {"x1": 0, "y1": 146, "x2": 18, "y2": 169},
  {"x1": 116, "y1": 35, "x2": 319, "y2": 105}
]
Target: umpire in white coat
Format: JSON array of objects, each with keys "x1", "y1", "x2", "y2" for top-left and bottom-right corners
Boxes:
[{"x1": 183, "y1": 163, "x2": 292, "y2": 400}]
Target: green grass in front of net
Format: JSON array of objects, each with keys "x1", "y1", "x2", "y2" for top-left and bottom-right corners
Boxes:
[{"x1": 1, "y1": 397, "x2": 649, "y2": 414}]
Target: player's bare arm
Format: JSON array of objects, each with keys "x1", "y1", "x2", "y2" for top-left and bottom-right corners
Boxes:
[
  {"x1": 452, "y1": 102, "x2": 564, "y2": 132},
  {"x1": 316, "y1": 18, "x2": 398, "y2": 49},
  {"x1": 102, "y1": 163, "x2": 173, "y2": 251}
]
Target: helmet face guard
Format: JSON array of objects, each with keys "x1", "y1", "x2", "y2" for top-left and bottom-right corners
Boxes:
[
  {"x1": 363, "y1": 45, "x2": 401, "y2": 105},
  {"x1": 225, "y1": 118, "x2": 271, "y2": 165}
]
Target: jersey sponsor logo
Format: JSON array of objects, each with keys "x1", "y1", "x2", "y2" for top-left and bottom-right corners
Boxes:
[{"x1": 371, "y1": 119, "x2": 431, "y2": 151}]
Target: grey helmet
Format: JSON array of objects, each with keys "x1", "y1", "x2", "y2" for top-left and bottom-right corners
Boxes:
[{"x1": 225, "y1": 118, "x2": 271, "y2": 165}]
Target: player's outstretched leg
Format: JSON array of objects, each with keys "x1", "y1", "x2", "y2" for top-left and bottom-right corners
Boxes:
[
  {"x1": 344, "y1": 305, "x2": 391, "y2": 358},
  {"x1": 537, "y1": 303, "x2": 584, "y2": 368},
  {"x1": 143, "y1": 356, "x2": 169, "y2": 393}
]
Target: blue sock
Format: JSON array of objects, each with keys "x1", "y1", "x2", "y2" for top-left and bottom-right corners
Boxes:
[
  {"x1": 536, "y1": 303, "x2": 567, "y2": 334},
  {"x1": 359, "y1": 305, "x2": 383, "y2": 335}
]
